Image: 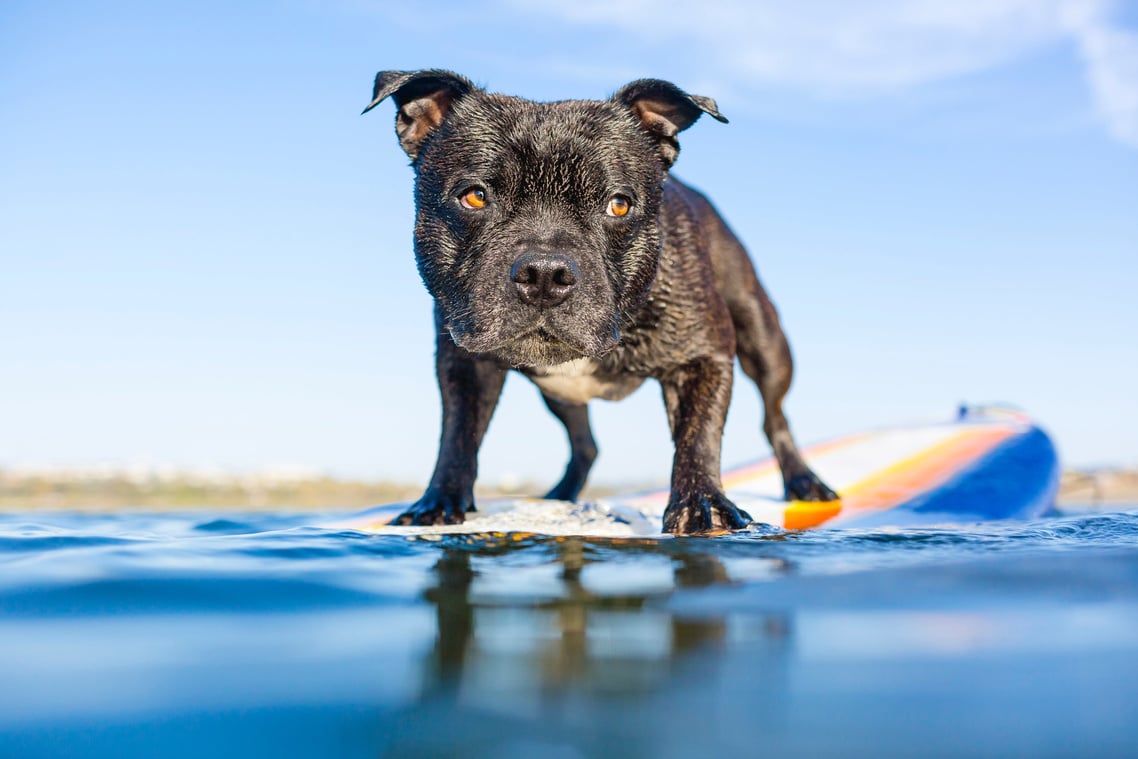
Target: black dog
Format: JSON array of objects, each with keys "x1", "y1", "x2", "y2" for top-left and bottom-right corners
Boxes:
[{"x1": 364, "y1": 69, "x2": 837, "y2": 534}]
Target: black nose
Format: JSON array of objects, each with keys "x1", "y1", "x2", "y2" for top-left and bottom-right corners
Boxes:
[{"x1": 510, "y1": 252, "x2": 579, "y2": 308}]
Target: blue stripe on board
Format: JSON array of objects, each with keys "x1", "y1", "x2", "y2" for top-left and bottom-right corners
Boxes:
[{"x1": 842, "y1": 426, "x2": 1060, "y2": 528}]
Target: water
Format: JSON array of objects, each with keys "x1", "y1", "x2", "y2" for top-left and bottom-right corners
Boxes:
[{"x1": 1, "y1": 509, "x2": 1137, "y2": 758}]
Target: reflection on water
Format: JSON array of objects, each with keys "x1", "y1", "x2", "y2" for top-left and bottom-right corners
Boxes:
[
  {"x1": 386, "y1": 536, "x2": 801, "y2": 759},
  {"x1": 394, "y1": 527, "x2": 1138, "y2": 758},
  {"x1": 419, "y1": 542, "x2": 792, "y2": 706},
  {"x1": 0, "y1": 512, "x2": 1137, "y2": 758}
]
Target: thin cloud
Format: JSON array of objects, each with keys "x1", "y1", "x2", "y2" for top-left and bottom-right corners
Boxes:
[
  {"x1": 508, "y1": 0, "x2": 1138, "y2": 147},
  {"x1": 1066, "y1": 2, "x2": 1138, "y2": 146}
]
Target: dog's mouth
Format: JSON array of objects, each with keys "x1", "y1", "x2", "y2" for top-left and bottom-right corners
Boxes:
[
  {"x1": 496, "y1": 326, "x2": 590, "y2": 365},
  {"x1": 449, "y1": 320, "x2": 615, "y2": 367},
  {"x1": 532, "y1": 327, "x2": 567, "y2": 344}
]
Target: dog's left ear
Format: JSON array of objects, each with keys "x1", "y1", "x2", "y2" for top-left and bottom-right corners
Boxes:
[
  {"x1": 614, "y1": 79, "x2": 728, "y2": 168},
  {"x1": 362, "y1": 69, "x2": 476, "y2": 160}
]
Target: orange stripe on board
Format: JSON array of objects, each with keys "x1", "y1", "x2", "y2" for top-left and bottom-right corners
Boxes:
[
  {"x1": 784, "y1": 499, "x2": 845, "y2": 530},
  {"x1": 828, "y1": 426, "x2": 1016, "y2": 522}
]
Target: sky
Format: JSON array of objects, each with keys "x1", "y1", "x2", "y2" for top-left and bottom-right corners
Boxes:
[{"x1": 1, "y1": 0, "x2": 1136, "y2": 488}]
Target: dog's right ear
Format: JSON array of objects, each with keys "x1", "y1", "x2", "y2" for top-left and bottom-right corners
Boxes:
[{"x1": 362, "y1": 69, "x2": 475, "y2": 160}]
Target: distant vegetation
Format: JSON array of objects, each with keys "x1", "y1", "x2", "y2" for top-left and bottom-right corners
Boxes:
[
  {"x1": 0, "y1": 469, "x2": 416, "y2": 510},
  {"x1": 1058, "y1": 469, "x2": 1138, "y2": 506},
  {"x1": 0, "y1": 467, "x2": 1131, "y2": 510},
  {"x1": 0, "y1": 468, "x2": 618, "y2": 510}
]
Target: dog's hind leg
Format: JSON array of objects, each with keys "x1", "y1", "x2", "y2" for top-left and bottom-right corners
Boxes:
[
  {"x1": 732, "y1": 298, "x2": 836, "y2": 501},
  {"x1": 705, "y1": 219, "x2": 838, "y2": 502},
  {"x1": 540, "y1": 393, "x2": 598, "y2": 502}
]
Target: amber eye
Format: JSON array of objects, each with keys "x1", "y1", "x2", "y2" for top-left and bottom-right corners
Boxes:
[
  {"x1": 606, "y1": 195, "x2": 632, "y2": 217},
  {"x1": 459, "y1": 187, "x2": 487, "y2": 210}
]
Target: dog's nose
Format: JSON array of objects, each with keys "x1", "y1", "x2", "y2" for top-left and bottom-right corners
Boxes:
[{"x1": 510, "y1": 252, "x2": 579, "y2": 308}]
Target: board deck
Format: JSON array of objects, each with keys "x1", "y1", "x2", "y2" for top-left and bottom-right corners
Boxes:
[{"x1": 333, "y1": 406, "x2": 1059, "y2": 537}]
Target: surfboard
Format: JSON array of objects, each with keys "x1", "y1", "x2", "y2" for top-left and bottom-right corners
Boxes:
[{"x1": 333, "y1": 405, "x2": 1060, "y2": 537}]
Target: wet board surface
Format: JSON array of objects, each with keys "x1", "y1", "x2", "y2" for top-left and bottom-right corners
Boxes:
[{"x1": 333, "y1": 407, "x2": 1059, "y2": 537}]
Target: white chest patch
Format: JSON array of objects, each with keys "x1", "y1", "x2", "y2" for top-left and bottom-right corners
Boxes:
[{"x1": 527, "y1": 358, "x2": 644, "y2": 405}]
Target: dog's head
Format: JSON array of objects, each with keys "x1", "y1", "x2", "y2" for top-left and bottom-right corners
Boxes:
[{"x1": 364, "y1": 69, "x2": 726, "y2": 367}]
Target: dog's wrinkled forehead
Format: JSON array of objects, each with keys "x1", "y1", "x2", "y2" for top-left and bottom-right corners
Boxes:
[{"x1": 427, "y1": 95, "x2": 656, "y2": 201}]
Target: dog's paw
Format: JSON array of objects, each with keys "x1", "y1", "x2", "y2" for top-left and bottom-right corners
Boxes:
[
  {"x1": 784, "y1": 471, "x2": 839, "y2": 502},
  {"x1": 663, "y1": 491, "x2": 753, "y2": 535},
  {"x1": 393, "y1": 490, "x2": 474, "y2": 526}
]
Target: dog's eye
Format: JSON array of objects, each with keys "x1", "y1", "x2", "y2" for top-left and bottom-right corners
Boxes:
[
  {"x1": 459, "y1": 187, "x2": 487, "y2": 210},
  {"x1": 606, "y1": 195, "x2": 632, "y2": 217}
]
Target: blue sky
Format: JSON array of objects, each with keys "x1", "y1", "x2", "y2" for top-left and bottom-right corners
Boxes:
[{"x1": 2, "y1": 0, "x2": 1136, "y2": 486}]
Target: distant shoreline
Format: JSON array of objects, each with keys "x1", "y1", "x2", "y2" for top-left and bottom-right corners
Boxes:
[
  {"x1": 1057, "y1": 469, "x2": 1138, "y2": 507},
  {"x1": 0, "y1": 469, "x2": 622, "y2": 510},
  {"x1": 1, "y1": 468, "x2": 1133, "y2": 511}
]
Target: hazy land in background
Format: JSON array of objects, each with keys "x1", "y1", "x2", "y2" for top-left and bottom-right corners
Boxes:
[{"x1": 1, "y1": 466, "x2": 1131, "y2": 511}]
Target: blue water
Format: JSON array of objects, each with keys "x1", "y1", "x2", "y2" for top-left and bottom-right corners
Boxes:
[{"x1": 1, "y1": 509, "x2": 1137, "y2": 759}]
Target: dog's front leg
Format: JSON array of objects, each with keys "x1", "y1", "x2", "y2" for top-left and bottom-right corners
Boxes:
[
  {"x1": 660, "y1": 357, "x2": 753, "y2": 535},
  {"x1": 393, "y1": 334, "x2": 506, "y2": 526}
]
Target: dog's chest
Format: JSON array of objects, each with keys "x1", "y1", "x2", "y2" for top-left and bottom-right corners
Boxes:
[{"x1": 524, "y1": 358, "x2": 644, "y2": 405}]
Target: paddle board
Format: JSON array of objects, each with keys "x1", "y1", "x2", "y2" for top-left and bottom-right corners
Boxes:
[{"x1": 334, "y1": 405, "x2": 1059, "y2": 537}]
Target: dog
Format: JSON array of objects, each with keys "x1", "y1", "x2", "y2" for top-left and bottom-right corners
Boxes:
[{"x1": 363, "y1": 69, "x2": 838, "y2": 534}]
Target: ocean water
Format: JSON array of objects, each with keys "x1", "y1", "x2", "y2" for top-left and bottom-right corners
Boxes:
[{"x1": 1, "y1": 508, "x2": 1137, "y2": 759}]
